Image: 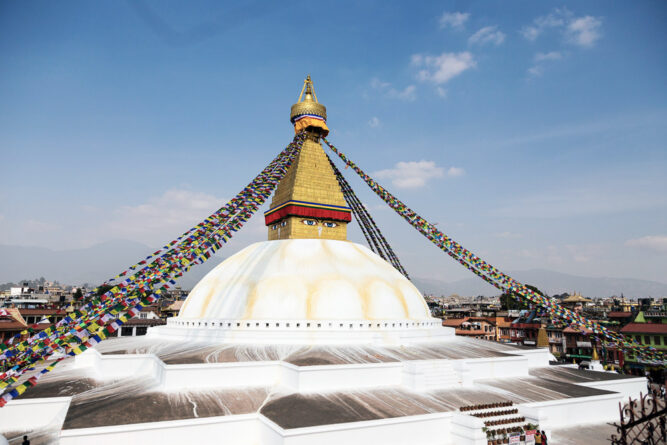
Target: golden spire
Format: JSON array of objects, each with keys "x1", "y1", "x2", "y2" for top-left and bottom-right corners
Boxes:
[
  {"x1": 592, "y1": 347, "x2": 599, "y2": 361},
  {"x1": 290, "y1": 75, "x2": 329, "y2": 136},
  {"x1": 537, "y1": 327, "x2": 549, "y2": 348},
  {"x1": 264, "y1": 77, "x2": 349, "y2": 240},
  {"x1": 298, "y1": 74, "x2": 318, "y2": 103}
]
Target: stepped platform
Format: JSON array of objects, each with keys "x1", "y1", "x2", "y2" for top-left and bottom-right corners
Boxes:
[{"x1": 0, "y1": 336, "x2": 646, "y2": 445}]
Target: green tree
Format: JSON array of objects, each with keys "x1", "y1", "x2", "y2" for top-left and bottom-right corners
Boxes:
[
  {"x1": 500, "y1": 284, "x2": 545, "y2": 311},
  {"x1": 93, "y1": 284, "x2": 114, "y2": 297},
  {"x1": 73, "y1": 288, "x2": 84, "y2": 301}
]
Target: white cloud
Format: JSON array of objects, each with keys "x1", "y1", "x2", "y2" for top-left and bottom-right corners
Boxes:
[
  {"x1": 521, "y1": 8, "x2": 602, "y2": 48},
  {"x1": 528, "y1": 52, "x2": 564, "y2": 77},
  {"x1": 373, "y1": 161, "x2": 445, "y2": 189},
  {"x1": 468, "y1": 26, "x2": 506, "y2": 46},
  {"x1": 387, "y1": 85, "x2": 416, "y2": 101},
  {"x1": 372, "y1": 161, "x2": 464, "y2": 189},
  {"x1": 370, "y1": 78, "x2": 391, "y2": 89},
  {"x1": 535, "y1": 51, "x2": 562, "y2": 62},
  {"x1": 104, "y1": 189, "x2": 226, "y2": 244},
  {"x1": 412, "y1": 52, "x2": 476, "y2": 84},
  {"x1": 625, "y1": 236, "x2": 667, "y2": 253},
  {"x1": 368, "y1": 116, "x2": 381, "y2": 128},
  {"x1": 439, "y1": 12, "x2": 469, "y2": 30},
  {"x1": 370, "y1": 78, "x2": 416, "y2": 101},
  {"x1": 436, "y1": 86, "x2": 447, "y2": 98},
  {"x1": 566, "y1": 16, "x2": 602, "y2": 47},
  {"x1": 446, "y1": 166, "x2": 465, "y2": 177},
  {"x1": 521, "y1": 8, "x2": 568, "y2": 41},
  {"x1": 521, "y1": 26, "x2": 541, "y2": 42},
  {"x1": 527, "y1": 65, "x2": 543, "y2": 77}
]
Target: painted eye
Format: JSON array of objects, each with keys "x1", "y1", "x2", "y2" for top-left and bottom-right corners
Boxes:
[
  {"x1": 302, "y1": 219, "x2": 317, "y2": 226},
  {"x1": 272, "y1": 224, "x2": 278, "y2": 230},
  {"x1": 280, "y1": 221, "x2": 287, "y2": 227},
  {"x1": 324, "y1": 222, "x2": 337, "y2": 228}
]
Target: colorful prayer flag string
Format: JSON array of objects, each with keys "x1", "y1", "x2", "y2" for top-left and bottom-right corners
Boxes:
[
  {"x1": 323, "y1": 137, "x2": 664, "y2": 365},
  {"x1": 0, "y1": 133, "x2": 306, "y2": 406}
]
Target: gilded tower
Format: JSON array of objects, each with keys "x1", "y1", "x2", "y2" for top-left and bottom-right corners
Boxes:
[{"x1": 264, "y1": 76, "x2": 351, "y2": 240}]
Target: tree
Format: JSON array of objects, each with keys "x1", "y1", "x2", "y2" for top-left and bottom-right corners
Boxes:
[
  {"x1": 500, "y1": 284, "x2": 545, "y2": 311},
  {"x1": 93, "y1": 284, "x2": 114, "y2": 297},
  {"x1": 73, "y1": 288, "x2": 84, "y2": 301}
]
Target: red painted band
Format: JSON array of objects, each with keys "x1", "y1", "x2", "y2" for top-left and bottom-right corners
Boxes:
[{"x1": 265, "y1": 205, "x2": 352, "y2": 225}]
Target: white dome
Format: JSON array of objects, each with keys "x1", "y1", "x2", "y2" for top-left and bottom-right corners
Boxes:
[{"x1": 178, "y1": 239, "x2": 431, "y2": 320}]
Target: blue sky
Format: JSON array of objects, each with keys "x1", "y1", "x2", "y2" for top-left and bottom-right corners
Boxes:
[{"x1": 1, "y1": 1, "x2": 666, "y2": 285}]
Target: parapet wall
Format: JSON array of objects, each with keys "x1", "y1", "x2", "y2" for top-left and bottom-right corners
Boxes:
[{"x1": 150, "y1": 318, "x2": 450, "y2": 345}]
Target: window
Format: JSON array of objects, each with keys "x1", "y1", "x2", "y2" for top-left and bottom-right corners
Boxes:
[
  {"x1": 654, "y1": 336, "x2": 661, "y2": 345},
  {"x1": 644, "y1": 335, "x2": 651, "y2": 345}
]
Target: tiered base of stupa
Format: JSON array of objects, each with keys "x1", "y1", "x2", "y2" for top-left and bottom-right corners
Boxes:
[{"x1": 0, "y1": 331, "x2": 645, "y2": 445}]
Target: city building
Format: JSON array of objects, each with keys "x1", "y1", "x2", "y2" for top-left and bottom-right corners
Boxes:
[
  {"x1": 117, "y1": 305, "x2": 165, "y2": 337},
  {"x1": 621, "y1": 311, "x2": 667, "y2": 382},
  {"x1": 0, "y1": 309, "x2": 27, "y2": 343},
  {"x1": 442, "y1": 317, "x2": 497, "y2": 340}
]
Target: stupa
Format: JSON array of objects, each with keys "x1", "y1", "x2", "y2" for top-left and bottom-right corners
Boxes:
[{"x1": 0, "y1": 77, "x2": 646, "y2": 445}]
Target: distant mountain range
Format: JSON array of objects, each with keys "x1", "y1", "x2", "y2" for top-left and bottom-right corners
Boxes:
[
  {"x1": 1, "y1": 241, "x2": 666, "y2": 298},
  {"x1": 0, "y1": 241, "x2": 218, "y2": 289},
  {"x1": 412, "y1": 269, "x2": 667, "y2": 299}
]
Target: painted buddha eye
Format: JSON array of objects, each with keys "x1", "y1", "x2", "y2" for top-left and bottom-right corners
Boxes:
[
  {"x1": 323, "y1": 222, "x2": 337, "y2": 228},
  {"x1": 302, "y1": 219, "x2": 317, "y2": 226},
  {"x1": 280, "y1": 221, "x2": 287, "y2": 227}
]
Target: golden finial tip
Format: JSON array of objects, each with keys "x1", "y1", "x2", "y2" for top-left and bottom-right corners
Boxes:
[
  {"x1": 290, "y1": 75, "x2": 328, "y2": 136},
  {"x1": 291, "y1": 76, "x2": 327, "y2": 120}
]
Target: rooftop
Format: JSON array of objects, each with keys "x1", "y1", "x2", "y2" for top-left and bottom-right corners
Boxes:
[
  {"x1": 607, "y1": 311, "x2": 633, "y2": 318},
  {"x1": 621, "y1": 322, "x2": 667, "y2": 334},
  {"x1": 561, "y1": 293, "x2": 593, "y2": 303}
]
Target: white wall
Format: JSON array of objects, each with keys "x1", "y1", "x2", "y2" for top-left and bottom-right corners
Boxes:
[
  {"x1": 0, "y1": 397, "x2": 70, "y2": 434},
  {"x1": 149, "y1": 318, "x2": 453, "y2": 346},
  {"x1": 278, "y1": 412, "x2": 453, "y2": 445},
  {"x1": 161, "y1": 362, "x2": 281, "y2": 390},
  {"x1": 60, "y1": 414, "x2": 260, "y2": 445},
  {"x1": 294, "y1": 362, "x2": 402, "y2": 392},
  {"x1": 449, "y1": 413, "x2": 487, "y2": 445},
  {"x1": 76, "y1": 350, "x2": 164, "y2": 383},
  {"x1": 578, "y1": 376, "x2": 646, "y2": 400},
  {"x1": 77, "y1": 350, "x2": 407, "y2": 393},
  {"x1": 518, "y1": 392, "x2": 625, "y2": 429},
  {"x1": 456, "y1": 355, "x2": 529, "y2": 381}
]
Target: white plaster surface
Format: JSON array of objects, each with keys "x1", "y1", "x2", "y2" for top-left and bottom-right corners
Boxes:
[
  {"x1": 0, "y1": 396, "x2": 71, "y2": 433},
  {"x1": 4, "y1": 346, "x2": 644, "y2": 445},
  {"x1": 150, "y1": 317, "x2": 450, "y2": 345},
  {"x1": 178, "y1": 240, "x2": 431, "y2": 320},
  {"x1": 518, "y1": 392, "x2": 625, "y2": 430}
]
